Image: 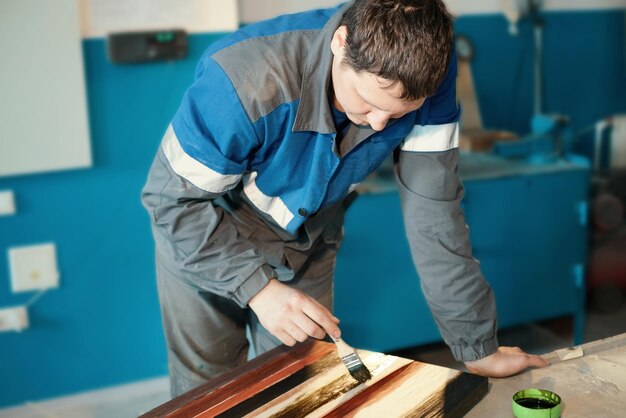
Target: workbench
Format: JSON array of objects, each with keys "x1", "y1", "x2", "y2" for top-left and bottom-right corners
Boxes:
[
  {"x1": 141, "y1": 334, "x2": 625, "y2": 417},
  {"x1": 140, "y1": 340, "x2": 488, "y2": 417},
  {"x1": 467, "y1": 332, "x2": 626, "y2": 417}
]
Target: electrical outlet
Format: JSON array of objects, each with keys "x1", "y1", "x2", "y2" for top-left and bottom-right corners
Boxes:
[
  {"x1": 0, "y1": 306, "x2": 28, "y2": 332},
  {"x1": 8, "y1": 243, "x2": 60, "y2": 293},
  {"x1": 0, "y1": 190, "x2": 16, "y2": 216}
]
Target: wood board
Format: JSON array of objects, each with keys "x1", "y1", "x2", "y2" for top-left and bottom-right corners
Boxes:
[{"x1": 141, "y1": 340, "x2": 487, "y2": 418}]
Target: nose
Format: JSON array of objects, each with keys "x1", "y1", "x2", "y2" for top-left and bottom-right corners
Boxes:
[{"x1": 366, "y1": 111, "x2": 390, "y2": 131}]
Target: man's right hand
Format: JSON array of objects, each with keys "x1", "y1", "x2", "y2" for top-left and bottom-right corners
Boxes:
[{"x1": 248, "y1": 279, "x2": 341, "y2": 346}]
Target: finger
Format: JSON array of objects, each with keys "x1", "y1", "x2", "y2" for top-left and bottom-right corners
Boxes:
[
  {"x1": 276, "y1": 330, "x2": 297, "y2": 347},
  {"x1": 526, "y1": 354, "x2": 549, "y2": 368},
  {"x1": 285, "y1": 322, "x2": 310, "y2": 343},
  {"x1": 292, "y1": 312, "x2": 326, "y2": 339},
  {"x1": 301, "y1": 298, "x2": 341, "y2": 339},
  {"x1": 304, "y1": 295, "x2": 335, "y2": 317}
]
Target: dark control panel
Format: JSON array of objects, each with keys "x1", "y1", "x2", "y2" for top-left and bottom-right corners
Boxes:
[{"x1": 107, "y1": 30, "x2": 187, "y2": 64}]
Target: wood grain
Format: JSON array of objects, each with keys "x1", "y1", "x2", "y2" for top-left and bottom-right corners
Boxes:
[
  {"x1": 141, "y1": 340, "x2": 333, "y2": 417},
  {"x1": 141, "y1": 340, "x2": 487, "y2": 418}
]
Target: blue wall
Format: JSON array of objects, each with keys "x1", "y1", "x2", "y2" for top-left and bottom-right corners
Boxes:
[
  {"x1": 0, "y1": 9, "x2": 624, "y2": 408},
  {"x1": 0, "y1": 34, "x2": 225, "y2": 407}
]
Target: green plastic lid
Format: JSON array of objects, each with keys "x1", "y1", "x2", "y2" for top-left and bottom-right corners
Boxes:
[{"x1": 512, "y1": 388, "x2": 562, "y2": 418}]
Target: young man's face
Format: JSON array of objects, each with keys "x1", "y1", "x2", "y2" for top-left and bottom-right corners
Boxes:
[{"x1": 330, "y1": 26, "x2": 426, "y2": 132}]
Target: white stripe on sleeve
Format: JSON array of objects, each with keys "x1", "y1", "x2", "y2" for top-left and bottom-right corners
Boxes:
[
  {"x1": 243, "y1": 172, "x2": 294, "y2": 230},
  {"x1": 161, "y1": 125, "x2": 242, "y2": 193},
  {"x1": 400, "y1": 122, "x2": 459, "y2": 152}
]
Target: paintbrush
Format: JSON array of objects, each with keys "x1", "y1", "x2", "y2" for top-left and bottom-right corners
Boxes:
[{"x1": 332, "y1": 337, "x2": 372, "y2": 383}]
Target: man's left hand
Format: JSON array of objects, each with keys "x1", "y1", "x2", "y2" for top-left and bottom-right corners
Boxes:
[{"x1": 464, "y1": 346, "x2": 549, "y2": 378}]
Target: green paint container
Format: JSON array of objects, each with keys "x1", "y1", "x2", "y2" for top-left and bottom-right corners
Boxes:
[{"x1": 512, "y1": 388, "x2": 561, "y2": 418}]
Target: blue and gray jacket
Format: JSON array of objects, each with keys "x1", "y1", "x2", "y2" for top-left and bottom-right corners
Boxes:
[{"x1": 142, "y1": 4, "x2": 498, "y2": 362}]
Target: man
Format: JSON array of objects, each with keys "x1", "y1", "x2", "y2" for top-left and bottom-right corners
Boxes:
[{"x1": 142, "y1": 0, "x2": 547, "y2": 396}]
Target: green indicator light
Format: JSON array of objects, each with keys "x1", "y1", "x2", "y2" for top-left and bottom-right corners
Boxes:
[{"x1": 156, "y1": 32, "x2": 174, "y2": 42}]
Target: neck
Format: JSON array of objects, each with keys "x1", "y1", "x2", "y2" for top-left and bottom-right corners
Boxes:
[{"x1": 327, "y1": 80, "x2": 345, "y2": 112}]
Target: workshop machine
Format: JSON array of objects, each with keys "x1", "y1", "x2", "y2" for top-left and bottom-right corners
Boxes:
[
  {"x1": 574, "y1": 116, "x2": 626, "y2": 313},
  {"x1": 487, "y1": 0, "x2": 626, "y2": 312}
]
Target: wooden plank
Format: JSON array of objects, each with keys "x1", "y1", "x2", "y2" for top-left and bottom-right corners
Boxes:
[
  {"x1": 141, "y1": 340, "x2": 333, "y2": 417},
  {"x1": 218, "y1": 349, "x2": 349, "y2": 418},
  {"x1": 143, "y1": 340, "x2": 487, "y2": 418},
  {"x1": 244, "y1": 351, "x2": 413, "y2": 418},
  {"x1": 319, "y1": 360, "x2": 487, "y2": 418},
  {"x1": 319, "y1": 361, "x2": 419, "y2": 418}
]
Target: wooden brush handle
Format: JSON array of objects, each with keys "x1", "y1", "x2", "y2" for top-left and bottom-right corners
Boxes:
[{"x1": 332, "y1": 337, "x2": 355, "y2": 357}]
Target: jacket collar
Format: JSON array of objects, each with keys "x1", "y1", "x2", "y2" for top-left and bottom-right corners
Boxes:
[{"x1": 292, "y1": 3, "x2": 353, "y2": 135}]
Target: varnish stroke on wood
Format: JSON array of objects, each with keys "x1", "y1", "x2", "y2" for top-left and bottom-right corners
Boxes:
[{"x1": 141, "y1": 340, "x2": 488, "y2": 418}]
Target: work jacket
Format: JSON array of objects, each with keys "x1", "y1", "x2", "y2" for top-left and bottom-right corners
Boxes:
[{"x1": 142, "y1": 3, "x2": 498, "y2": 362}]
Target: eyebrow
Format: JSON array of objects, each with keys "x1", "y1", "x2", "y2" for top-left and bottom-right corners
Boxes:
[{"x1": 357, "y1": 89, "x2": 403, "y2": 114}]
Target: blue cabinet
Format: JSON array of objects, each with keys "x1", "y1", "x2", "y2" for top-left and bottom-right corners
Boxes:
[{"x1": 334, "y1": 153, "x2": 589, "y2": 352}]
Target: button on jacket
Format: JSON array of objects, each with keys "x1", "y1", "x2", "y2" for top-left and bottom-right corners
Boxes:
[{"x1": 142, "y1": 3, "x2": 498, "y2": 362}]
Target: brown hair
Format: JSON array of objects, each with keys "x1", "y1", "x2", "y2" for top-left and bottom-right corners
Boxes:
[{"x1": 340, "y1": 0, "x2": 454, "y2": 100}]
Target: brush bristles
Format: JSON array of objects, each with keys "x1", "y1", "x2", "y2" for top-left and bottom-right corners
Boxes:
[
  {"x1": 342, "y1": 353, "x2": 372, "y2": 383},
  {"x1": 348, "y1": 363, "x2": 372, "y2": 383}
]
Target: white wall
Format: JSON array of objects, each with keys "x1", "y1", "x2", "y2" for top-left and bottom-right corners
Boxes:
[
  {"x1": 79, "y1": 0, "x2": 239, "y2": 38},
  {"x1": 238, "y1": 0, "x2": 626, "y2": 22},
  {"x1": 0, "y1": 0, "x2": 91, "y2": 178}
]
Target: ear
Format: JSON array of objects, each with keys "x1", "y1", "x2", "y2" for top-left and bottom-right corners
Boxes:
[{"x1": 330, "y1": 25, "x2": 348, "y2": 57}]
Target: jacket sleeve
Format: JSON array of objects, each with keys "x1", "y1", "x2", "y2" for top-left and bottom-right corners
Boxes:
[
  {"x1": 395, "y1": 52, "x2": 499, "y2": 362},
  {"x1": 141, "y1": 60, "x2": 276, "y2": 308}
]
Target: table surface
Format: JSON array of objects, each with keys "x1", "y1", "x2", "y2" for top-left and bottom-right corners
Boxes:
[
  {"x1": 142, "y1": 335, "x2": 625, "y2": 417},
  {"x1": 466, "y1": 333, "x2": 626, "y2": 417}
]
